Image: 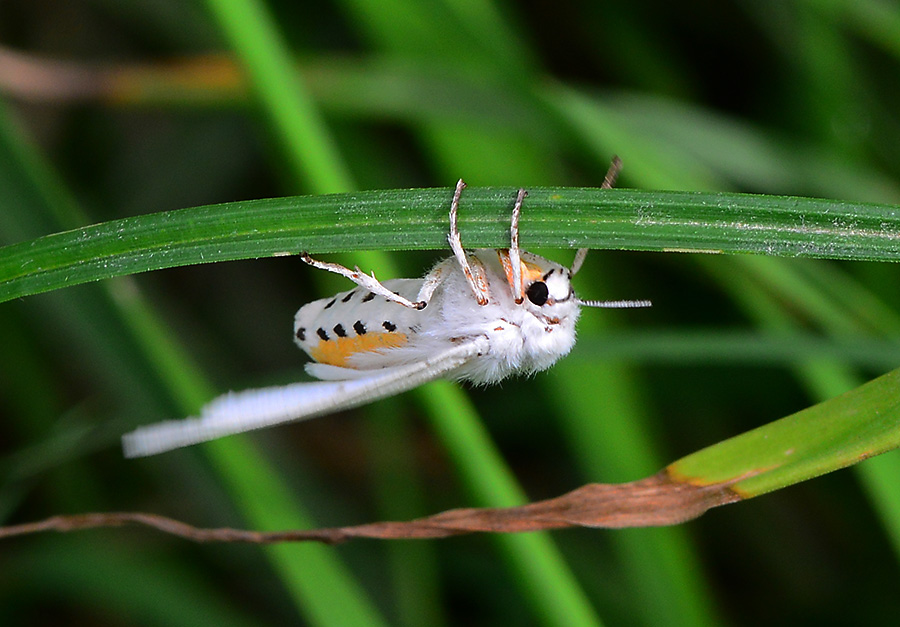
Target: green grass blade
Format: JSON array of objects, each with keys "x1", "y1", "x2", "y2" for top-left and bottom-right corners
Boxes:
[
  {"x1": 669, "y1": 364, "x2": 900, "y2": 498},
  {"x1": 203, "y1": 0, "x2": 354, "y2": 194},
  {"x1": 203, "y1": 438, "x2": 390, "y2": 627},
  {"x1": 364, "y1": 406, "x2": 446, "y2": 627},
  {"x1": 417, "y1": 381, "x2": 604, "y2": 627},
  {"x1": 194, "y1": 1, "x2": 394, "y2": 623},
  {"x1": 542, "y1": 84, "x2": 725, "y2": 191},
  {"x1": 5, "y1": 539, "x2": 263, "y2": 627},
  {"x1": 574, "y1": 329, "x2": 900, "y2": 370},
  {"x1": 5, "y1": 188, "x2": 900, "y2": 304},
  {"x1": 548, "y1": 268, "x2": 719, "y2": 627},
  {"x1": 108, "y1": 276, "x2": 392, "y2": 627},
  {"x1": 700, "y1": 255, "x2": 900, "y2": 557},
  {"x1": 0, "y1": 94, "x2": 390, "y2": 625},
  {"x1": 599, "y1": 91, "x2": 900, "y2": 201},
  {"x1": 803, "y1": 0, "x2": 900, "y2": 64},
  {"x1": 1, "y1": 111, "x2": 390, "y2": 627}
]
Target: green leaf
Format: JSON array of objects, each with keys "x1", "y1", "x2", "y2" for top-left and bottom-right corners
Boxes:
[
  {"x1": 4, "y1": 188, "x2": 900, "y2": 304},
  {"x1": 669, "y1": 365, "x2": 900, "y2": 497}
]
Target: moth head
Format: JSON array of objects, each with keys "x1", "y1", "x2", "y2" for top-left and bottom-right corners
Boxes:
[
  {"x1": 501, "y1": 250, "x2": 652, "y2": 318},
  {"x1": 516, "y1": 254, "x2": 581, "y2": 323}
]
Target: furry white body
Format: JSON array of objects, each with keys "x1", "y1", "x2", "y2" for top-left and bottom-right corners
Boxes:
[{"x1": 294, "y1": 249, "x2": 580, "y2": 386}]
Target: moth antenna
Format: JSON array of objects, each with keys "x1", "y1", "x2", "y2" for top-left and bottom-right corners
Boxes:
[
  {"x1": 571, "y1": 156, "x2": 622, "y2": 275},
  {"x1": 602, "y1": 155, "x2": 622, "y2": 189},
  {"x1": 570, "y1": 248, "x2": 589, "y2": 275},
  {"x1": 577, "y1": 298, "x2": 652, "y2": 309}
]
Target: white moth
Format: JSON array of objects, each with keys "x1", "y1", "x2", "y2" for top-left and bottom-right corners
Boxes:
[{"x1": 123, "y1": 161, "x2": 650, "y2": 457}]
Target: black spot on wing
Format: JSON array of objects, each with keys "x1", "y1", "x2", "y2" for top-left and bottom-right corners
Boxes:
[
  {"x1": 362, "y1": 292, "x2": 376, "y2": 302},
  {"x1": 316, "y1": 328, "x2": 329, "y2": 341},
  {"x1": 543, "y1": 268, "x2": 555, "y2": 280},
  {"x1": 341, "y1": 291, "x2": 355, "y2": 303},
  {"x1": 382, "y1": 321, "x2": 397, "y2": 332},
  {"x1": 353, "y1": 320, "x2": 367, "y2": 335},
  {"x1": 296, "y1": 327, "x2": 306, "y2": 341},
  {"x1": 324, "y1": 299, "x2": 336, "y2": 309},
  {"x1": 333, "y1": 323, "x2": 347, "y2": 337}
]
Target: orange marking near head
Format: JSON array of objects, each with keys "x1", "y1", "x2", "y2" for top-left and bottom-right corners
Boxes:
[
  {"x1": 310, "y1": 333, "x2": 408, "y2": 367},
  {"x1": 497, "y1": 250, "x2": 544, "y2": 299}
]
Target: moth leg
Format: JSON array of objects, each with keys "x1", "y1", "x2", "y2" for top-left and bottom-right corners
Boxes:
[
  {"x1": 507, "y1": 187, "x2": 527, "y2": 304},
  {"x1": 414, "y1": 257, "x2": 453, "y2": 305},
  {"x1": 571, "y1": 156, "x2": 623, "y2": 275},
  {"x1": 448, "y1": 178, "x2": 490, "y2": 306},
  {"x1": 300, "y1": 252, "x2": 427, "y2": 310}
]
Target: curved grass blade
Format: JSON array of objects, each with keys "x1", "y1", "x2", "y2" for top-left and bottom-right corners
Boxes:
[
  {"x1": 4, "y1": 188, "x2": 900, "y2": 304},
  {"x1": 669, "y1": 365, "x2": 900, "y2": 497}
]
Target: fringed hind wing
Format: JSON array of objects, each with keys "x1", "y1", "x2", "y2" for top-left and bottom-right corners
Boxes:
[{"x1": 122, "y1": 337, "x2": 488, "y2": 457}]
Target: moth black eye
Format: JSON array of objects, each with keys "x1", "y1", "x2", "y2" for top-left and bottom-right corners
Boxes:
[{"x1": 526, "y1": 281, "x2": 549, "y2": 306}]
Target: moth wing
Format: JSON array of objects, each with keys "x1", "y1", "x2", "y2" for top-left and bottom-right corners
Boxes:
[
  {"x1": 303, "y1": 336, "x2": 451, "y2": 380},
  {"x1": 304, "y1": 362, "x2": 378, "y2": 380},
  {"x1": 122, "y1": 337, "x2": 488, "y2": 458}
]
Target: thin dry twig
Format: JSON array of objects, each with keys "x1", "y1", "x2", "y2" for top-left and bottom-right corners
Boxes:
[
  {"x1": 0, "y1": 470, "x2": 744, "y2": 545},
  {"x1": 0, "y1": 44, "x2": 241, "y2": 104},
  {"x1": 0, "y1": 46, "x2": 107, "y2": 101}
]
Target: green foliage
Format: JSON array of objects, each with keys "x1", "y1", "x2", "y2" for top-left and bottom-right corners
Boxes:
[
  {"x1": 6, "y1": 188, "x2": 900, "y2": 303},
  {"x1": 3, "y1": 1, "x2": 900, "y2": 626}
]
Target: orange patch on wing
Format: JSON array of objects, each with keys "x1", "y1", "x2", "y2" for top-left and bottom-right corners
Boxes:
[{"x1": 311, "y1": 333, "x2": 408, "y2": 367}]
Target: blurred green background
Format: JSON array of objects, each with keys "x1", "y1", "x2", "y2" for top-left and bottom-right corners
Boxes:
[{"x1": 3, "y1": 0, "x2": 900, "y2": 625}]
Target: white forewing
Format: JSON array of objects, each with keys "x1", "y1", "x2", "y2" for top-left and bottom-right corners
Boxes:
[
  {"x1": 122, "y1": 337, "x2": 488, "y2": 457},
  {"x1": 303, "y1": 362, "x2": 377, "y2": 380}
]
